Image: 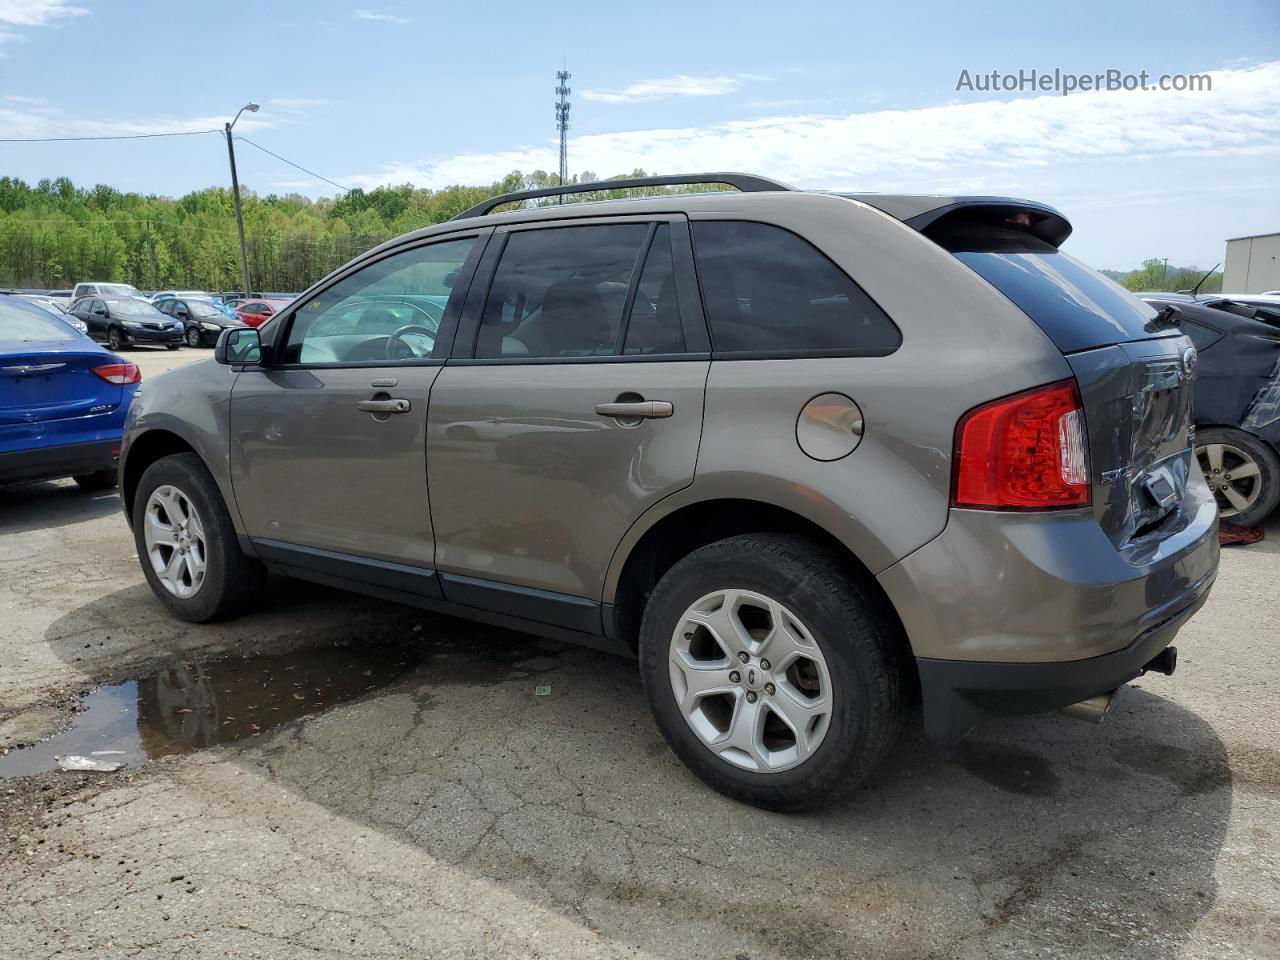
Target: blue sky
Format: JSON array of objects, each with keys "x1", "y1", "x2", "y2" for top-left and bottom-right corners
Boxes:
[{"x1": 2, "y1": 0, "x2": 1278, "y2": 271}]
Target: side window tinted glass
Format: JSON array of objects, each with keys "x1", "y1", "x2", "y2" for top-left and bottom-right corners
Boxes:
[
  {"x1": 475, "y1": 223, "x2": 649, "y2": 359},
  {"x1": 282, "y1": 237, "x2": 478, "y2": 364},
  {"x1": 623, "y1": 224, "x2": 685, "y2": 355},
  {"x1": 691, "y1": 221, "x2": 900, "y2": 355}
]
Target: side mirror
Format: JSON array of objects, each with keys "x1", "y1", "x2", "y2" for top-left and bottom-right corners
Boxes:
[{"x1": 215, "y1": 327, "x2": 263, "y2": 366}]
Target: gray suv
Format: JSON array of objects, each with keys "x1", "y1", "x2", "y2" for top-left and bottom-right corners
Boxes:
[{"x1": 119, "y1": 173, "x2": 1219, "y2": 810}]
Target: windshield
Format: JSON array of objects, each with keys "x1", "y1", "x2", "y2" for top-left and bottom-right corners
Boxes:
[
  {"x1": 100, "y1": 284, "x2": 143, "y2": 298},
  {"x1": 189, "y1": 301, "x2": 223, "y2": 319},
  {"x1": 111, "y1": 300, "x2": 165, "y2": 318},
  {"x1": 0, "y1": 301, "x2": 76, "y2": 340}
]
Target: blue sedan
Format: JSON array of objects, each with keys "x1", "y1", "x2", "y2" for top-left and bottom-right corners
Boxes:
[{"x1": 0, "y1": 294, "x2": 140, "y2": 489}]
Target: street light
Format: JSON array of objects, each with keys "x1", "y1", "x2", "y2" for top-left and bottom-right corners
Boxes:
[{"x1": 225, "y1": 102, "x2": 259, "y2": 299}]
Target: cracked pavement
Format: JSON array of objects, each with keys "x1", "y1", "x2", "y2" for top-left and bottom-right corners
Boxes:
[{"x1": 2, "y1": 353, "x2": 1279, "y2": 959}]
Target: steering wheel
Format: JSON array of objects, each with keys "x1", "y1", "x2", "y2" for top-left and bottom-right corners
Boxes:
[{"x1": 385, "y1": 324, "x2": 434, "y2": 361}]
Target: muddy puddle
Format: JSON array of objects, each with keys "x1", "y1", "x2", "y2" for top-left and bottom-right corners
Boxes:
[{"x1": 0, "y1": 644, "x2": 419, "y2": 778}]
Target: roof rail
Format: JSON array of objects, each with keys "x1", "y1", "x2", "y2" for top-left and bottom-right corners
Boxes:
[{"x1": 451, "y1": 172, "x2": 794, "y2": 220}]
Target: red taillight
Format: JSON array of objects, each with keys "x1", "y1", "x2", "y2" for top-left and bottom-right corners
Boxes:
[
  {"x1": 953, "y1": 379, "x2": 1090, "y2": 509},
  {"x1": 93, "y1": 362, "x2": 141, "y2": 385}
]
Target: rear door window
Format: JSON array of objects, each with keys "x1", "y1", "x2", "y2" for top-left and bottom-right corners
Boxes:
[{"x1": 691, "y1": 220, "x2": 900, "y2": 356}]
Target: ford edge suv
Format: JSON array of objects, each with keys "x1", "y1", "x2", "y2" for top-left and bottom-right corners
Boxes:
[{"x1": 118, "y1": 173, "x2": 1219, "y2": 810}]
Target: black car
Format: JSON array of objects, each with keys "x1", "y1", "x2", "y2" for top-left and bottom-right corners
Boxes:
[
  {"x1": 1143, "y1": 294, "x2": 1280, "y2": 526},
  {"x1": 154, "y1": 297, "x2": 247, "y2": 347},
  {"x1": 67, "y1": 296, "x2": 184, "y2": 351}
]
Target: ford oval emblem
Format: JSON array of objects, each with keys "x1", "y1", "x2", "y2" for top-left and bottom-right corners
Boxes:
[{"x1": 1181, "y1": 345, "x2": 1198, "y2": 382}]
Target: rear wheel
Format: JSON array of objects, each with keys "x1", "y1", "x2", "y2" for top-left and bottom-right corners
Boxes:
[
  {"x1": 132, "y1": 453, "x2": 264, "y2": 622},
  {"x1": 1195, "y1": 427, "x2": 1280, "y2": 527},
  {"x1": 73, "y1": 469, "x2": 116, "y2": 491},
  {"x1": 638, "y1": 534, "x2": 905, "y2": 811}
]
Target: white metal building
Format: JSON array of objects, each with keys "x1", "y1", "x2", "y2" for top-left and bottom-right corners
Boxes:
[{"x1": 1223, "y1": 231, "x2": 1280, "y2": 294}]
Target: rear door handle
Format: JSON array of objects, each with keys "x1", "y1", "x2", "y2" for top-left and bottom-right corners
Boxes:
[
  {"x1": 594, "y1": 401, "x2": 673, "y2": 419},
  {"x1": 357, "y1": 398, "x2": 411, "y2": 414}
]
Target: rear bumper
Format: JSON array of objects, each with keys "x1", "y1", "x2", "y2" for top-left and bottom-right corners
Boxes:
[
  {"x1": 914, "y1": 567, "x2": 1213, "y2": 740},
  {"x1": 0, "y1": 438, "x2": 120, "y2": 484},
  {"x1": 877, "y1": 475, "x2": 1220, "y2": 740}
]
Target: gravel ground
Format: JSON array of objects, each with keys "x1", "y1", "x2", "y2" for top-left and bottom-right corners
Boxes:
[{"x1": 1, "y1": 346, "x2": 1277, "y2": 959}]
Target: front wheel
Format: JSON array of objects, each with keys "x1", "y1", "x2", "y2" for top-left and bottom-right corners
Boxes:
[
  {"x1": 638, "y1": 534, "x2": 905, "y2": 811},
  {"x1": 167, "y1": 343, "x2": 181, "y2": 351},
  {"x1": 185, "y1": 327, "x2": 202, "y2": 347},
  {"x1": 1195, "y1": 427, "x2": 1280, "y2": 527},
  {"x1": 132, "y1": 453, "x2": 264, "y2": 622},
  {"x1": 107, "y1": 327, "x2": 124, "y2": 351}
]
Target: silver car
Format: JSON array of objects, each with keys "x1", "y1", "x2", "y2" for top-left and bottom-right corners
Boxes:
[{"x1": 118, "y1": 173, "x2": 1218, "y2": 810}]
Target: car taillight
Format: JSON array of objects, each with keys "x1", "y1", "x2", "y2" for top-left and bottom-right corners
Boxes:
[
  {"x1": 93, "y1": 363, "x2": 142, "y2": 385},
  {"x1": 953, "y1": 379, "x2": 1089, "y2": 509}
]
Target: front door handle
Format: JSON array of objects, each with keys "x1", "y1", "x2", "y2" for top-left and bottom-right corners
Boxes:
[
  {"x1": 594, "y1": 400, "x2": 673, "y2": 419},
  {"x1": 357, "y1": 398, "x2": 411, "y2": 414}
]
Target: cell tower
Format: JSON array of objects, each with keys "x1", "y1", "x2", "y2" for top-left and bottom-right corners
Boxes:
[{"x1": 555, "y1": 68, "x2": 571, "y2": 188}]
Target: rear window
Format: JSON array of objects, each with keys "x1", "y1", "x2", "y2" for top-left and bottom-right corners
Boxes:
[
  {"x1": 692, "y1": 221, "x2": 900, "y2": 356},
  {"x1": 0, "y1": 300, "x2": 75, "y2": 340},
  {"x1": 942, "y1": 225, "x2": 1159, "y2": 353}
]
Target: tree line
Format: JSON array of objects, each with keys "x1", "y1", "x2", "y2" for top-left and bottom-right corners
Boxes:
[
  {"x1": 0, "y1": 171, "x2": 727, "y2": 293},
  {"x1": 0, "y1": 172, "x2": 1220, "y2": 295}
]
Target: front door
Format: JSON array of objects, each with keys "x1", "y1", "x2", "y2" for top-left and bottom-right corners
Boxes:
[
  {"x1": 427, "y1": 216, "x2": 710, "y2": 616},
  {"x1": 229, "y1": 232, "x2": 488, "y2": 571}
]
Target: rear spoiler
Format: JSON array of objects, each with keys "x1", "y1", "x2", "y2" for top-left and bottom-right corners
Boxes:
[{"x1": 842, "y1": 194, "x2": 1073, "y2": 248}]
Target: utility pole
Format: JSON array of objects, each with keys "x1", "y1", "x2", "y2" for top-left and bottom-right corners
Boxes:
[
  {"x1": 146, "y1": 219, "x2": 158, "y2": 290},
  {"x1": 1161, "y1": 257, "x2": 1169, "y2": 288},
  {"x1": 555, "y1": 67, "x2": 571, "y2": 194},
  {"x1": 225, "y1": 102, "x2": 259, "y2": 298}
]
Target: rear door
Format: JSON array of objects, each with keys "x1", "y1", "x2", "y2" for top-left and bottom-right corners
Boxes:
[
  {"x1": 229, "y1": 231, "x2": 488, "y2": 579},
  {"x1": 426, "y1": 215, "x2": 709, "y2": 624}
]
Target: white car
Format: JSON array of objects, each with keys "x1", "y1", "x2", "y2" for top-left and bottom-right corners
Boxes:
[{"x1": 72, "y1": 281, "x2": 146, "y2": 301}]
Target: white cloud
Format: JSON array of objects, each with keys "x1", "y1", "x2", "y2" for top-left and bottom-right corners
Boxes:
[
  {"x1": 268, "y1": 97, "x2": 331, "y2": 110},
  {"x1": 0, "y1": 102, "x2": 270, "y2": 139},
  {"x1": 0, "y1": 0, "x2": 86, "y2": 26},
  {"x1": 581, "y1": 74, "x2": 747, "y2": 104},
  {"x1": 352, "y1": 8, "x2": 410, "y2": 23},
  {"x1": 338, "y1": 61, "x2": 1280, "y2": 194}
]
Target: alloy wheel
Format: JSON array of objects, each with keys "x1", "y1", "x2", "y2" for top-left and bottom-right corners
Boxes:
[
  {"x1": 107, "y1": 328, "x2": 122, "y2": 350},
  {"x1": 668, "y1": 589, "x2": 833, "y2": 773},
  {"x1": 1196, "y1": 441, "x2": 1262, "y2": 519},
  {"x1": 186, "y1": 327, "x2": 201, "y2": 347},
  {"x1": 143, "y1": 484, "x2": 208, "y2": 598}
]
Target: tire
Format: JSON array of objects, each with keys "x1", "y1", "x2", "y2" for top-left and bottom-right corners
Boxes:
[
  {"x1": 185, "y1": 327, "x2": 202, "y2": 348},
  {"x1": 107, "y1": 327, "x2": 124, "y2": 351},
  {"x1": 167, "y1": 343, "x2": 181, "y2": 351},
  {"x1": 638, "y1": 534, "x2": 906, "y2": 811},
  {"x1": 1195, "y1": 427, "x2": 1280, "y2": 527},
  {"x1": 73, "y1": 469, "x2": 117, "y2": 491},
  {"x1": 131, "y1": 452, "x2": 264, "y2": 622}
]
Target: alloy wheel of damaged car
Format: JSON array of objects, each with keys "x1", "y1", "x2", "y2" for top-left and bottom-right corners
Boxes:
[
  {"x1": 639, "y1": 534, "x2": 904, "y2": 812},
  {"x1": 143, "y1": 484, "x2": 207, "y2": 598},
  {"x1": 669, "y1": 589, "x2": 833, "y2": 773},
  {"x1": 132, "y1": 453, "x2": 264, "y2": 622},
  {"x1": 1195, "y1": 427, "x2": 1280, "y2": 527}
]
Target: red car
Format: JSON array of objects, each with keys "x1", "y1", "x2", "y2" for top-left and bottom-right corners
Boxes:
[{"x1": 235, "y1": 299, "x2": 290, "y2": 327}]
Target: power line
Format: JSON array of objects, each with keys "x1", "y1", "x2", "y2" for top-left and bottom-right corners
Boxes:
[
  {"x1": 233, "y1": 135, "x2": 350, "y2": 194},
  {"x1": 0, "y1": 129, "x2": 220, "y2": 143}
]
